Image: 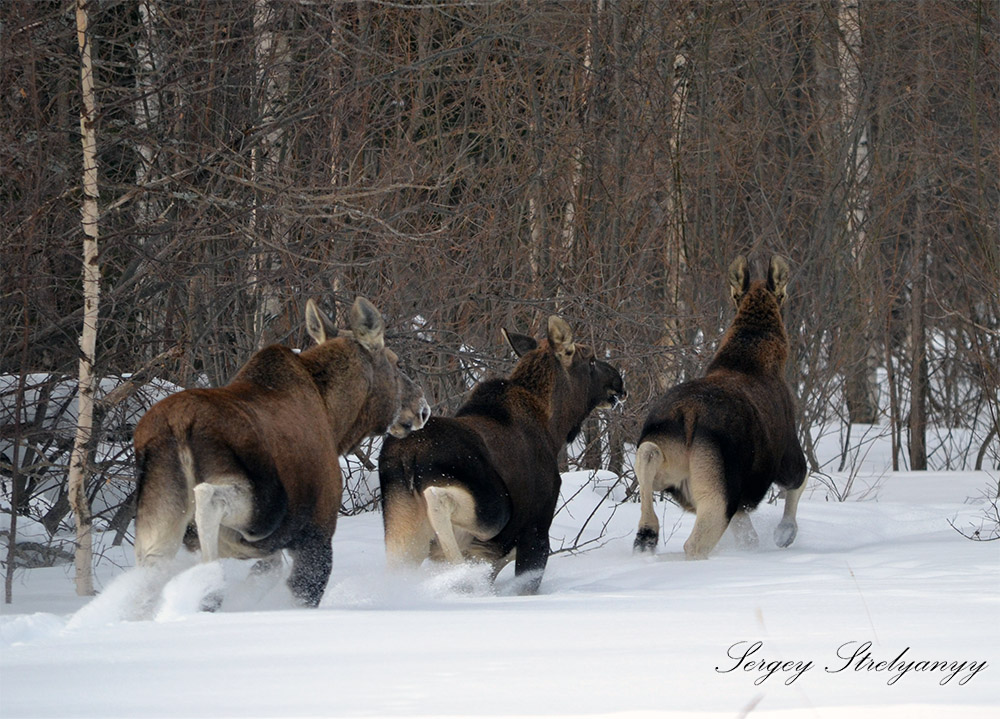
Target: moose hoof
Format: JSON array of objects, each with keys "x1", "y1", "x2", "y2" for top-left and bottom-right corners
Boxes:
[
  {"x1": 737, "y1": 529, "x2": 760, "y2": 550},
  {"x1": 774, "y1": 520, "x2": 798, "y2": 548},
  {"x1": 633, "y1": 527, "x2": 658, "y2": 554},
  {"x1": 200, "y1": 591, "x2": 224, "y2": 613},
  {"x1": 250, "y1": 556, "x2": 282, "y2": 577},
  {"x1": 515, "y1": 575, "x2": 543, "y2": 596},
  {"x1": 682, "y1": 542, "x2": 711, "y2": 560}
]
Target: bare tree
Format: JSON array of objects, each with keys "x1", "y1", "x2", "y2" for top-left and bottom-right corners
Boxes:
[
  {"x1": 249, "y1": 0, "x2": 289, "y2": 349},
  {"x1": 2, "y1": 2, "x2": 997, "y2": 597},
  {"x1": 66, "y1": 0, "x2": 100, "y2": 596},
  {"x1": 838, "y1": 0, "x2": 879, "y2": 425},
  {"x1": 908, "y1": 0, "x2": 932, "y2": 471}
]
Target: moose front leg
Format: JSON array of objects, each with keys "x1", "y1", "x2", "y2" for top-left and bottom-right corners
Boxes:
[
  {"x1": 513, "y1": 525, "x2": 550, "y2": 595},
  {"x1": 287, "y1": 528, "x2": 333, "y2": 607}
]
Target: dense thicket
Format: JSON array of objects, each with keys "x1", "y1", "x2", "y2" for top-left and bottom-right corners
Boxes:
[{"x1": 2, "y1": 2, "x2": 997, "y2": 555}]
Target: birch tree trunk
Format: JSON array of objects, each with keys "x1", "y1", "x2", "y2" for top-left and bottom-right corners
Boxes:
[
  {"x1": 527, "y1": 77, "x2": 548, "y2": 297},
  {"x1": 838, "y1": 0, "x2": 878, "y2": 424},
  {"x1": 251, "y1": 0, "x2": 288, "y2": 348},
  {"x1": 559, "y1": 0, "x2": 601, "y2": 288},
  {"x1": 68, "y1": 0, "x2": 100, "y2": 596}
]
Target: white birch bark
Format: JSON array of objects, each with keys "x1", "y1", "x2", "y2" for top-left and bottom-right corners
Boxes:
[
  {"x1": 527, "y1": 82, "x2": 546, "y2": 292},
  {"x1": 251, "y1": 0, "x2": 288, "y2": 347},
  {"x1": 560, "y1": 0, "x2": 603, "y2": 275},
  {"x1": 68, "y1": 0, "x2": 100, "y2": 597}
]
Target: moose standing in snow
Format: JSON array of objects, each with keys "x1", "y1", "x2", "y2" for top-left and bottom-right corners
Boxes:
[
  {"x1": 378, "y1": 315, "x2": 625, "y2": 594},
  {"x1": 633, "y1": 255, "x2": 807, "y2": 559},
  {"x1": 133, "y1": 297, "x2": 430, "y2": 607}
]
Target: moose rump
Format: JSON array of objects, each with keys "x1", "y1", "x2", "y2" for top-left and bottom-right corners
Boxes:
[
  {"x1": 634, "y1": 255, "x2": 807, "y2": 559},
  {"x1": 378, "y1": 316, "x2": 625, "y2": 594},
  {"x1": 133, "y1": 297, "x2": 429, "y2": 608}
]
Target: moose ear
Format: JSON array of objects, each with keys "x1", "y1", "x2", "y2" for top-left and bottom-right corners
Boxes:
[
  {"x1": 728, "y1": 255, "x2": 750, "y2": 307},
  {"x1": 547, "y1": 315, "x2": 575, "y2": 368},
  {"x1": 767, "y1": 255, "x2": 790, "y2": 305},
  {"x1": 349, "y1": 296, "x2": 385, "y2": 353},
  {"x1": 502, "y1": 328, "x2": 537, "y2": 358},
  {"x1": 305, "y1": 299, "x2": 335, "y2": 344}
]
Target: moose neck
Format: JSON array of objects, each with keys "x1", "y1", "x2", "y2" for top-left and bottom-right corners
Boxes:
[
  {"x1": 299, "y1": 341, "x2": 382, "y2": 454},
  {"x1": 510, "y1": 352, "x2": 587, "y2": 452},
  {"x1": 708, "y1": 286, "x2": 789, "y2": 377},
  {"x1": 736, "y1": 287, "x2": 785, "y2": 333}
]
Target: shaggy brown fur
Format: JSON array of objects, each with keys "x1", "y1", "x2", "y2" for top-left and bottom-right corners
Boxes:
[
  {"x1": 133, "y1": 298, "x2": 429, "y2": 607},
  {"x1": 378, "y1": 316, "x2": 625, "y2": 594},
  {"x1": 634, "y1": 255, "x2": 807, "y2": 559}
]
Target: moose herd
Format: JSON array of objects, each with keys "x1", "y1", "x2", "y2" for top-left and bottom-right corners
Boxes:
[{"x1": 133, "y1": 255, "x2": 806, "y2": 608}]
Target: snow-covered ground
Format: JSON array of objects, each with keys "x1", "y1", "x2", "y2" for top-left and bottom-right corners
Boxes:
[{"x1": 1, "y1": 430, "x2": 998, "y2": 718}]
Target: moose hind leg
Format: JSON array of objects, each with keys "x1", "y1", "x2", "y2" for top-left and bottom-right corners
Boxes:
[
  {"x1": 423, "y1": 486, "x2": 474, "y2": 564},
  {"x1": 633, "y1": 441, "x2": 663, "y2": 553},
  {"x1": 684, "y1": 446, "x2": 729, "y2": 559},
  {"x1": 192, "y1": 481, "x2": 254, "y2": 563},
  {"x1": 774, "y1": 481, "x2": 806, "y2": 548},
  {"x1": 383, "y1": 490, "x2": 434, "y2": 569},
  {"x1": 134, "y1": 456, "x2": 192, "y2": 568},
  {"x1": 191, "y1": 481, "x2": 254, "y2": 611},
  {"x1": 135, "y1": 505, "x2": 189, "y2": 569}
]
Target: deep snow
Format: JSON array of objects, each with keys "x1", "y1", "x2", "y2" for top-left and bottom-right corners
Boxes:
[{"x1": 1, "y1": 437, "x2": 998, "y2": 718}]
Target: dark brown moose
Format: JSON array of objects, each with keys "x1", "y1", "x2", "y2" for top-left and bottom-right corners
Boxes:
[
  {"x1": 133, "y1": 297, "x2": 430, "y2": 607},
  {"x1": 378, "y1": 315, "x2": 625, "y2": 594},
  {"x1": 634, "y1": 255, "x2": 807, "y2": 559}
]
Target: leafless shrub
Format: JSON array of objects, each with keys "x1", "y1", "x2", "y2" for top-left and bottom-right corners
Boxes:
[{"x1": 1, "y1": 2, "x2": 996, "y2": 593}]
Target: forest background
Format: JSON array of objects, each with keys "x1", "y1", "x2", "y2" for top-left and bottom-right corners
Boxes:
[{"x1": 1, "y1": 1, "x2": 997, "y2": 598}]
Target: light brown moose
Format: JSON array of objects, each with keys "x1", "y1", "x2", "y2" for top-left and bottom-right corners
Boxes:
[{"x1": 133, "y1": 297, "x2": 429, "y2": 607}]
